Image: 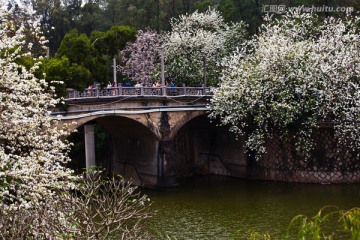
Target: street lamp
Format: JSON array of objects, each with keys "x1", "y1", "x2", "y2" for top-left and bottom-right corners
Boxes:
[
  {"x1": 113, "y1": 57, "x2": 117, "y2": 86},
  {"x1": 160, "y1": 48, "x2": 166, "y2": 96}
]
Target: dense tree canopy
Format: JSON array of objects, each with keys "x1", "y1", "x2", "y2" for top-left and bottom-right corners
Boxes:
[
  {"x1": 210, "y1": 11, "x2": 360, "y2": 158},
  {"x1": 50, "y1": 29, "x2": 96, "y2": 90},
  {"x1": 163, "y1": 8, "x2": 247, "y2": 86},
  {"x1": 91, "y1": 25, "x2": 137, "y2": 57},
  {"x1": 5, "y1": 0, "x2": 358, "y2": 92},
  {"x1": 117, "y1": 9, "x2": 247, "y2": 87},
  {"x1": 2, "y1": 0, "x2": 355, "y2": 60},
  {"x1": 45, "y1": 26, "x2": 136, "y2": 92},
  {"x1": 31, "y1": 0, "x2": 81, "y2": 55}
]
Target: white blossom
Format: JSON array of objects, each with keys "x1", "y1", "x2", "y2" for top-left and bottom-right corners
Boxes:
[
  {"x1": 163, "y1": 8, "x2": 247, "y2": 86},
  {"x1": 211, "y1": 11, "x2": 360, "y2": 159},
  {"x1": 0, "y1": 3, "x2": 74, "y2": 209}
]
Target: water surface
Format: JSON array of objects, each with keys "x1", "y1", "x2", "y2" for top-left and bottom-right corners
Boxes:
[{"x1": 144, "y1": 176, "x2": 360, "y2": 239}]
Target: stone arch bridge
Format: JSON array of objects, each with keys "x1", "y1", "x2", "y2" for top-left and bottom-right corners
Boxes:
[
  {"x1": 52, "y1": 92, "x2": 248, "y2": 187},
  {"x1": 52, "y1": 88, "x2": 360, "y2": 186}
]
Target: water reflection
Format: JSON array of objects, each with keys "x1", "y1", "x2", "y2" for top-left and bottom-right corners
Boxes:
[{"x1": 144, "y1": 176, "x2": 360, "y2": 239}]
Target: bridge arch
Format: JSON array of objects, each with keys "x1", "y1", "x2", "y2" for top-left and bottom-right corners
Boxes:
[
  {"x1": 67, "y1": 115, "x2": 161, "y2": 185},
  {"x1": 168, "y1": 113, "x2": 248, "y2": 179},
  {"x1": 61, "y1": 112, "x2": 160, "y2": 139},
  {"x1": 167, "y1": 110, "x2": 209, "y2": 140}
]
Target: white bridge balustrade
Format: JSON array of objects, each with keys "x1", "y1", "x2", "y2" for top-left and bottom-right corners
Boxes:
[{"x1": 66, "y1": 86, "x2": 213, "y2": 99}]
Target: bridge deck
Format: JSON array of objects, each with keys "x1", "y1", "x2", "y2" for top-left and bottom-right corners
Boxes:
[{"x1": 66, "y1": 86, "x2": 213, "y2": 99}]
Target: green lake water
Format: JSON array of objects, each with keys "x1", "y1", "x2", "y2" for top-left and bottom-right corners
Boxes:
[{"x1": 144, "y1": 176, "x2": 360, "y2": 240}]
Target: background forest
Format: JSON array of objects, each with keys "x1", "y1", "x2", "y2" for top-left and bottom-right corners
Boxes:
[{"x1": 6, "y1": 0, "x2": 360, "y2": 93}]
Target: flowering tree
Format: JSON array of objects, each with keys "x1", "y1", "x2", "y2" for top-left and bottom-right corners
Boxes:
[
  {"x1": 163, "y1": 8, "x2": 247, "y2": 86},
  {"x1": 0, "y1": 4, "x2": 74, "y2": 208},
  {"x1": 118, "y1": 30, "x2": 162, "y2": 86},
  {"x1": 0, "y1": 3, "x2": 153, "y2": 238},
  {"x1": 210, "y1": 12, "x2": 360, "y2": 159}
]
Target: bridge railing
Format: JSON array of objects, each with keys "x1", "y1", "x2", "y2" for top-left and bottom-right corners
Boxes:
[{"x1": 65, "y1": 86, "x2": 213, "y2": 99}]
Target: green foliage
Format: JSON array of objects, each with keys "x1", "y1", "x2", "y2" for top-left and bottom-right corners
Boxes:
[
  {"x1": 287, "y1": 207, "x2": 339, "y2": 239},
  {"x1": 31, "y1": 0, "x2": 80, "y2": 55},
  {"x1": 166, "y1": 56, "x2": 205, "y2": 87},
  {"x1": 77, "y1": 1, "x2": 106, "y2": 36},
  {"x1": 89, "y1": 25, "x2": 136, "y2": 86},
  {"x1": 57, "y1": 29, "x2": 94, "y2": 64},
  {"x1": 14, "y1": 53, "x2": 36, "y2": 70},
  {"x1": 90, "y1": 25, "x2": 136, "y2": 57},
  {"x1": 30, "y1": 0, "x2": 360, "y2": 58},
  {"x1": 42, "y1": 56, "x2": 69, "y2": 97},
  {"x1": 228, "y1": 207, "x2": 360, "y2": 240},
  {"x1": 217, "y1": 0, "x2": 239, "y2": 22},
  {"x1": 218, "y1": 0, "x2": 261, "y2": 35},
  {"x1": 340, "y1": 208, "x2": 360, "y2": 240},
  {"x1": 194, "y1": 0, "x2": 214, "y2": 12},
  {"x1": 286, "y1": 207, "x2": 360, "y2": 240},
  {"x1": 55, "y1": 30, "x2": 96, "y2": 89},
  {"x1": 47, "y1": 26, "x2": 135, "y2": 90},
  {"x1": 43, "y1": 56, "x2": 91, "y2": 94}
]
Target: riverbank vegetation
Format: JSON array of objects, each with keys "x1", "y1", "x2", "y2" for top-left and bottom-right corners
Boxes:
[{"x1": 230, "y1": 207, "x2": 360, "y2": 240}]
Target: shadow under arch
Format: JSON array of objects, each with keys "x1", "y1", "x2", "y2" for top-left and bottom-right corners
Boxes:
[
  {"x1": 68, "y1": 116, "x2": 160, "y2": 186},
  {"x1": 167, "y1": 110, "x2": 208, "y2": 140},
  {"x1": 67, "y1": 122, "x2": 111, "y2": 174},
  {"x1": 170, "y1": 114, "x2": 248, "y2": 179}
]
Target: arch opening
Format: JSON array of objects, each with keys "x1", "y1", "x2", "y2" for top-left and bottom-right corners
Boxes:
[
  {"x1": 68, "y1": 124, "x2": 111, "y2": 174},
  {"x1": 171, "y1": 114, "x2": 247, "y2": 181},
  {"x1": 67, "y1": 116, "x2": 160, "y2": 186}
]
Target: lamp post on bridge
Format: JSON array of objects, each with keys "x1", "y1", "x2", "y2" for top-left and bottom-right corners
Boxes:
[
  {"x1": 203, "y1": 55, "x2": 207, "y2": 87},
  {"x1": 113, "y1": 57, "x2": 117, "y2": 86},
  {"x1": 161, "y1": 49, "x2": 166, "y2": 96}
]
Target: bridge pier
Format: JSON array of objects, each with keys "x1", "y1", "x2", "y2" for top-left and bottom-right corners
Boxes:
[
  {"x1": 157, "y1": 140, "x2": 178, "y2": 187},
  {"x1": 84, "y1": 124, "x2": 96, "y2": 169}
]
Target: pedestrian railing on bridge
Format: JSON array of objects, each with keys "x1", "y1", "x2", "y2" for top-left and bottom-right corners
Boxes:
[{"x1": 66, "y1": 86, "x2": 213, "y2": 99}]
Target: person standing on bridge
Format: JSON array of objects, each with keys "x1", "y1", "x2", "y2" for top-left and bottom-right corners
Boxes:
[
  {"x1": 87, "y1": 84, "x2": 93, "y2": 97},
  {"x1": 112, "y1": 82, "x2": 118, "y2": 95},
  {"x1": 169, "y1": 81, "x2": 176, "y2": 95},
  {"x1": 197, "y1": 82, "x2": 203, "y2": 95}
]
